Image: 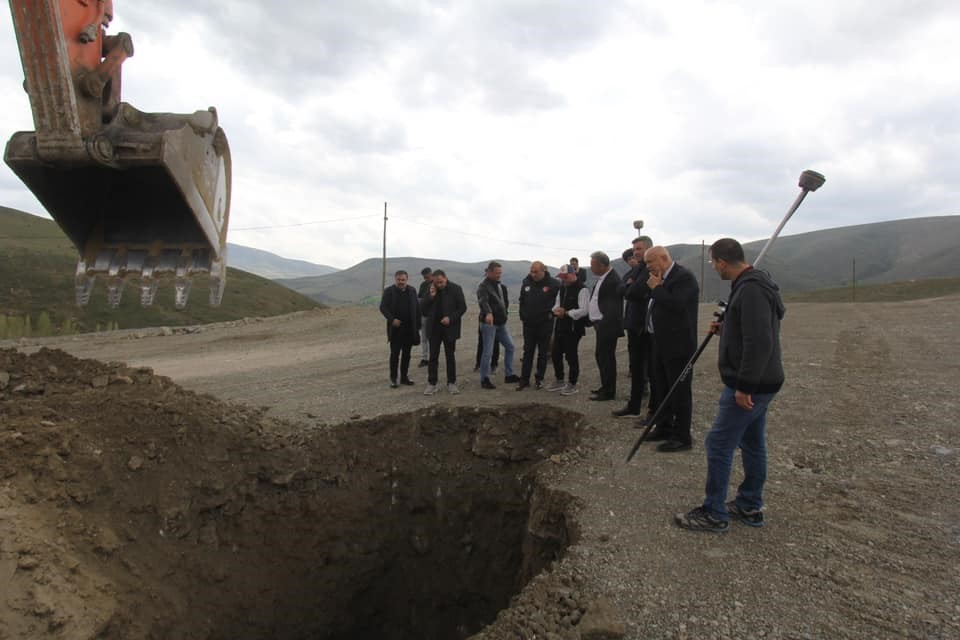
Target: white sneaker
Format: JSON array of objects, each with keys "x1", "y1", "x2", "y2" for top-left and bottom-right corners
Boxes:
[
  {"x1": 447, "y1": 383, "x2": 460, "y2": 395},
  {"x1": 545, "y1": 379, "x2": 565, "y2": 392},
  {"x1": 560, "y1": 382, "x2": 579, "y2": 395},
  {"x1": 424, "y1": 384, "x2": 439, "y2": 396}
]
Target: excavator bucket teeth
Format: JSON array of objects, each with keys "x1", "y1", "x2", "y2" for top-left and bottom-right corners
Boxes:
[{"x1": 5, "y1": 105, "x2": 231, "y2": 308}]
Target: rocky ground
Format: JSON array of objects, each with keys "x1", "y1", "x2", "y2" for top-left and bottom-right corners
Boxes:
[{"x1": 1, "y1": 296, "x2": 958, "y2": 639}]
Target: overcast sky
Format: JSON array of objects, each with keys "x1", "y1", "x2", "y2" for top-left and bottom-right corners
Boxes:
[{"x1": 1, "y1": 1, "x2": 957, "y2": 269}]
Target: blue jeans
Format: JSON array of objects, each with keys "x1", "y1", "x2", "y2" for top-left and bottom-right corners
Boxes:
[
  {"x1": 480, "y1": 323, "x2": 515, "y2": 379},
  {"x1": 702, "y1": 386, "x2": 777, "y2": 521}
]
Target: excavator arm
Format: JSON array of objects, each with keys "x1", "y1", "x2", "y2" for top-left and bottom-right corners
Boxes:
[{"x1": 4, "y1": 0, "x2": 231, "y2": 308}]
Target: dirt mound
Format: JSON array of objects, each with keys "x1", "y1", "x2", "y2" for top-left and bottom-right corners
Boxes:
[{"x1": 0, "y1": 348, "x2": 584, "y2": 639}]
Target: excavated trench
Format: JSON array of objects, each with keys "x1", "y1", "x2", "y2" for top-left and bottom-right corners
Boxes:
[
  {"x1": 0, "y1": 350, "x2": 582, "y2": 640},
  {"x1": 198, "y1": 406, "x2": 583, "y2": 640}
]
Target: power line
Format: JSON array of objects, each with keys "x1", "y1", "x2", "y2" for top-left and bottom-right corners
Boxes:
[
  {"x1": 232, "y1": 214, "x2": 381, "y2": 231},
  {"x1": 391, "y1": 215, "x2": 590, "y2": 254}
]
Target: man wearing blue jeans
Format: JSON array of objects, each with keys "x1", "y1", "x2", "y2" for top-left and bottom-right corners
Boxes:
[
  {"x1": 676, "y1": 238, "x2": 785, "y2": 533},
  {"x1": 477, "y1": 261, "x2": 518, "y2": 389}
]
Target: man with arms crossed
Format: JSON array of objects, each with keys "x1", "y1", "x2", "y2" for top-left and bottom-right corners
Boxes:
[{"x1": 676, "y1": 238, "x2": 785, "y2": 532}]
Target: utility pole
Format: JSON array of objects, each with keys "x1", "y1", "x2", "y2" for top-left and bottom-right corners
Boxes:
[
  {"x1": 381, "y1": 202, "x2": 388, "y2": 292},
  {"x1": 700, "y1": 240, "x2": 705, "y2": 302},
  {"x1": 852, "y1": 257, "x2": 856, "y2": 302}
]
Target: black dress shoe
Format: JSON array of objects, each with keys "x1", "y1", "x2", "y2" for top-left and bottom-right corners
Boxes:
[
  {"x1": 390, "y1": 380, "x2": 399, "y2": 389},
  {"x1": 657, "y1": 440, "x2": 692, "y2": 452},
  {"x1": 589, "y1": 392, "x2": 614, "y2": 401},
  {"x1": 504, "y1": 374, "x2": 520, "y2": 384},
  {"x1": 400, "y1": 378, "x2": 415, "y2": 386},
  {"x1": 612, "y1": 406, "x2": 641, "y2": 418},
  {"x1": 481, "y1": 378, "x2": 496, "y2": 390}
]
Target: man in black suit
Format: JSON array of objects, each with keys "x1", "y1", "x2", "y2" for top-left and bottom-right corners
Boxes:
[
  {"x1": 644, "y1": 246, "x2": 700, "y2": 451},
  {"x1": 421, "y1": 270, "x2": 468, "y2": 396},
  {"x1": 613, "y1": 235, "x2": 654, "y2": 418},
  {"x1": 586, "y1": 251, "x2": 623, "y2": 401}
]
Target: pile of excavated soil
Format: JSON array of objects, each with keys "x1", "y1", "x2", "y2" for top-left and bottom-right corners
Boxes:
[{"x1": 0, "y1": 348, "x2": 586, "y2": 639}]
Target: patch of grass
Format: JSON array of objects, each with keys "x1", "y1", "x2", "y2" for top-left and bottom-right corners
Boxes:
[{"x1": 784, "y1": 277, "x2": 960, "y2": 303}]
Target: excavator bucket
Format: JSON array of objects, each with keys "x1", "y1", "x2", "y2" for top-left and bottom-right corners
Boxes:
[{"x1": 3, "y1": 0, "x2": 230, "y2": 308}]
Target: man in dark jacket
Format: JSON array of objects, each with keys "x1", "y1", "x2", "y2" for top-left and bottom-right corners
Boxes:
[
  {"x1": 548, "y1": 264, "x2": 589, "y2": 395},
  {"x1": 421, "y1": 270, "x2": 468, "y2": 396},
  {"x1": 586, "y1": 251, "x2": 623, "y2": 401},
  {"x1": 644, "y1": 246, "x2": 700, "y2": 451},
  {"x1": 676, "y1": 238, "x2": 785, "y2": 533},
  {"x1": 476, "y1": 261, "x2": 517, "y2": 389},
  {"x1": 517, "y1": 261, "x2": 560, "y2": 390},
  {"x1": 614, "y1": 235, "x2": 654, "y2": 418},
  {"x1": 379, "y1": 270, "x2": 421, "y2": 388},
  {"x1": 569, "y1": 257, "x2": 588, "y2": 286},
  {"x1": 416, "y1": 267, "x2": 433, "y2": 367}
]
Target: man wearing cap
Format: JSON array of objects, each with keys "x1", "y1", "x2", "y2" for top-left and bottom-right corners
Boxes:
[
  {"x1": 517, "y1": 261, "x2": 561, "y2": 390},
  {"x1": 587, "y1": 251, "x2": 623, "y2": 401},
  {"x1": 548, "y1": 264, "x2": 590, "y2": 395},
  {"x1": 417, "y1": 267, "x2": 434, "y2": 367}
]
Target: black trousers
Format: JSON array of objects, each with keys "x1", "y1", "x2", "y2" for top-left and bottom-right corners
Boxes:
[
  {"x1": 428, "y1": 329, "x2": 457, "y2": 385},
  {"x1": 521, "y1": 321, "x2": 552, "y2": 382},
  {"x1": 649, "y1": 338, "x2": 693, "y2": 443},
  {"x1": 475, "y1": 325, "x2": 500, "y2": 369},
  {"x1": 389, "y1": 338, "x2": 413, "y2": 381},
  {"x1": 625, "y1": 329, "x2": 651, "y2": 411},
  {"x1": 551, "y1": 329, "x2": 582, "y2": 384},
  {"x1": 593, "y1": 327, "x2": 619, "y2": 396}
]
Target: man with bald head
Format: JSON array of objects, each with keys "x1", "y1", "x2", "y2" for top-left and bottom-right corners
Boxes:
[
  {"x1": 644, "y1": 245, "x2": 700, "y2": 451},
  {"x1": 517, "y1": 261, "x2": 560, "y2": 390}
]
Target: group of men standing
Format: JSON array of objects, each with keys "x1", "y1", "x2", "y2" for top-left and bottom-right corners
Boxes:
[{"x1": 379, "y1": 236, "x2": 785, "y2": 534}]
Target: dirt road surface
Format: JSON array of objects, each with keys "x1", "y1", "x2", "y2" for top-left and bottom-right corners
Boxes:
[{"x1": 3, "y1": 297, "x2": 959, "y2": 639}]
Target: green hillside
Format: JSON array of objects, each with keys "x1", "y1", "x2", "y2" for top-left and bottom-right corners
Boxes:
[
  {"x1": 783, "y1": 277, "x2": 960, "y2": 303},
  {"x1": 0, "y1": 207, "x2": 322, "y2": 334},
  {"x1": 278, "y1": 257, "x2": 548, "y2": 306}
]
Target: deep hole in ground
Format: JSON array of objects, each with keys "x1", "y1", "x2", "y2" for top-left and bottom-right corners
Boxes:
[{"x1": 0, "y1": 348, "x2": 582, "y2": 639}]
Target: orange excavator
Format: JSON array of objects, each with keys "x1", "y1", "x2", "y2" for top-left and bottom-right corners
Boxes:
[{"x1": 4, "y1": 0, "x2": 231, "y2": 308}]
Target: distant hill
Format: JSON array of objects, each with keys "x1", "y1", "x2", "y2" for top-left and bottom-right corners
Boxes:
[
  {"x1": 277, "y1": 258, "x2": 565, "y2": 306},
  {"x1": 226, "y1": 243, "x2": 338, "y2": 280},
  {"x1": 783, "y1": 277, "x2": 960, "y2": 303},
  {"x1": 279, "y1": 216, "x2": 960, "y2": 305},
  {"x1": 0, "y1": 207, "x2": 322, "y2": 333}
]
